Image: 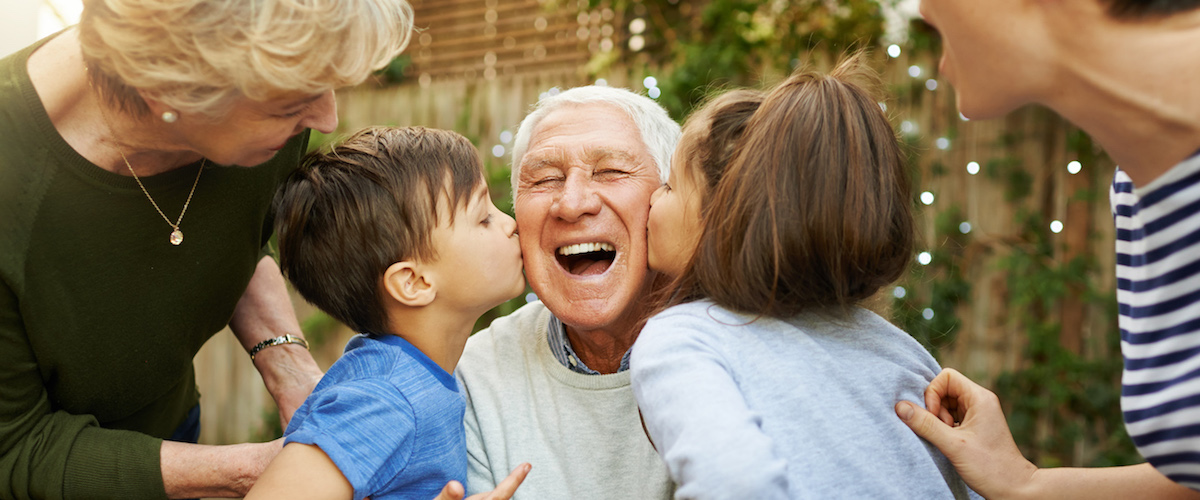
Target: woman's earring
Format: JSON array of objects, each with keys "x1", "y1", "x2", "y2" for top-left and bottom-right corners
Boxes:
[{"x1": 161, "y1": 111, "x2": 178, "y2": 123}]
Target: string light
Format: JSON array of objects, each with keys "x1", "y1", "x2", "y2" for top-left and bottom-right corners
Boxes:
[
  {"x1": 643, "y1": 76, "x2": 657, "y2": 89},
  {"x1": 918, "y1": 252, "x2": 932, "y2": 265},
  {"x1": 499, "y1": 130, "x2": 513, "y2": 144},
  {"x1": 923, "y1": 308, "x2": 935, "y2": 320},
  {"x1": 908, "y1": 65, "x2": 922, "y2": 78},
  {"x1": 966, "y1": 161, "x2": 980, "y2": 175},
  {"x1": 492, "y1": 145, "x2": 505, "y2": 158},
  {"x1": 936, "y1": 137, "x2": 950, "y2": 150},
  {"x1": 629, "y1": 35, "x2": 645, "y2": 51},
  {"x1": 959, "y1": 222, "x2": 972, "y2": 234},
  {"x1": 1068, "y1": 161, "x2": 1082, "y2": 174},
  {"x1": 893, "y1": 286, "x2": 907, "y2": 299},
  {"x1": 888, "y1": 44, "x2": 901, "y2": 58},
  {"x1": 1050, "y1": 220, "x2": 1064, "y2": 233},
  {"x1": 629, "y1": 18, "x2": 646, "y2": 34},
  {"x1": 926, "y1": 79, "x2": 938, "y2": 91},
  {"x1": 921, "y1": 191, "x2": 935, "y2": 205}
]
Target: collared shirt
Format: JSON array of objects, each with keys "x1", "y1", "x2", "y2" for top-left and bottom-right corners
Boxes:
[{"x1": 547, "y1": 314, "x2": 631, "y2": 374}]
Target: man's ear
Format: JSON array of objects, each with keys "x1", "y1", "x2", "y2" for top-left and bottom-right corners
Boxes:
[{"x1": 383, "y1": 261, "x2": 436, "y2": 307}]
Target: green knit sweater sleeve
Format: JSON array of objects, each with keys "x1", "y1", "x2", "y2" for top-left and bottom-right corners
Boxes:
[{"x1": 0, "y1": 281, "x2": 166, "y2": 500}]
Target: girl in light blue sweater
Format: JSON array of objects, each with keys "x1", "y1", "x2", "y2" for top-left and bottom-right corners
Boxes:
[{"x1": 631, "y1": 54, "x2": 976, "y2": 499}]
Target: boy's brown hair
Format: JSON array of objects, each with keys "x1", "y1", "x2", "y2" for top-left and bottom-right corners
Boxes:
[
  {"x1": 678, "y1": 53, "x2": 912, "y2": 319},
  {"x1": 274, "y1": 126, "x2": 484, "y2": 333}
]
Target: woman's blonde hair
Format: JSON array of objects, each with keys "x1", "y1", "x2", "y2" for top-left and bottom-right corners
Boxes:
[{"x1": 80, "y1": 0, "x2": 414, "y2": 118}]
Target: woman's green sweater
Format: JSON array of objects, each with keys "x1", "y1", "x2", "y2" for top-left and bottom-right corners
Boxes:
[{"x1": 0, "y1": 37, "x2": 308, "y2": 499}]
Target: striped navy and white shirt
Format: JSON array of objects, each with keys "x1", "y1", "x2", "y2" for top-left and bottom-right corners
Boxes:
[{"x1": 1114, "y1": 151, "x2": 1200, "y2": 489}]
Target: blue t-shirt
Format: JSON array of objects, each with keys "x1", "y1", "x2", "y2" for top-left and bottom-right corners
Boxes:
[{"x1": 284, "y1": 334, "x2": 466, "y2": 500}]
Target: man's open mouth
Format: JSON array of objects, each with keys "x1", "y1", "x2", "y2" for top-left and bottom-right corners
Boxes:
[{"x1": 556, "y1": 242, "x2": 616, "y2": 276}]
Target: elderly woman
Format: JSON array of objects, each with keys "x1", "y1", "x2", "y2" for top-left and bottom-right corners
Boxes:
[{"x1": 0, "y1": 0, "x2": 411, "y2": 498}]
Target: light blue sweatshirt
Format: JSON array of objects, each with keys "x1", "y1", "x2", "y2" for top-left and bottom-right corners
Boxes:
[{"x1": 631, "y1": 300, "x2": 975, "y2": 499}]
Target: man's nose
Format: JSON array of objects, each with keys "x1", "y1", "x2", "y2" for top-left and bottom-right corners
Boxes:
[{"x1": 551, "y1": 174, "x2": 602, "y2": 222}]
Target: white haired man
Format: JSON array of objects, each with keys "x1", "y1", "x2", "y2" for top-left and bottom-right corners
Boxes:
[{"x1": 455, "y1": 86, "x2": 681, "y2": 499}]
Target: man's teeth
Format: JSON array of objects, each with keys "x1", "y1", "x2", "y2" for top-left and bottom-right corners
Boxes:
[{"x1": 557, "y1": 242, "x2": 615, "y2": 256}]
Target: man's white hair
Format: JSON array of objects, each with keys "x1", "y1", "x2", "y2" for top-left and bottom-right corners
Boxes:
[{"x1": 510, "y1": 86, "x2": 681, "y2": 196}]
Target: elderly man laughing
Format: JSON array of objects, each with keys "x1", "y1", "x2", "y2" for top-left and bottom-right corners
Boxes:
[{"x1": 456, "y1": 86, "x2": 680, "y2": 499}]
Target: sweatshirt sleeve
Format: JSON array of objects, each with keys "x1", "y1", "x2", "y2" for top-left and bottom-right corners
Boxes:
[
  {"x1": 0, "y1": 281, "x2": 166, "y2": 500},
  {"x1": 630, "y1": 311, "x2": 788, "y2": 500}
]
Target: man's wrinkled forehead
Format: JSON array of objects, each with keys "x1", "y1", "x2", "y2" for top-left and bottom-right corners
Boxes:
[
  {"x1": 526, "y1": 105, "x2": 648, "y2": 159},
  {"x1": 521, "y1": 146, "x2": 642, "y2": 173}
]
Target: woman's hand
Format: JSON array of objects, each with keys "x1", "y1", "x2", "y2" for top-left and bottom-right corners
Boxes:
[
  {"x1": 433, "y1": 463, "x2": 531, "y2": 500},
  {"x1": 897, "y1": 368, "x2": 1200, "y2": 500},
  {"x1": 162, "y1": 438, "x2": 284, "y2": 498},
  {"x1": 895, "y1": 368, "x2": 1037, "y2": 499}
]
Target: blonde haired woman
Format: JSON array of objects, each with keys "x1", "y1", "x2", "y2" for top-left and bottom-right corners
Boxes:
[{"x1": 0, "y1": 0, "x2": 411, "y2": 498}]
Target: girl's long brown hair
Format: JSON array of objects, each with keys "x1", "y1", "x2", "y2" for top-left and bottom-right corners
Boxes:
[{"x1": 668, "y1": 53, "x2": 913, "y2": 319}]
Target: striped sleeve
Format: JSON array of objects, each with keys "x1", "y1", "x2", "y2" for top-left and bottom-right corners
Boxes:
[{"x1": 1114, "y1": 155, "x2": 1200, "y2": 490}]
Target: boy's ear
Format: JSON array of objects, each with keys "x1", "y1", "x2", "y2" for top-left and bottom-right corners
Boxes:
[{"x1": 382, "y1": 261, "x2": 436, "y2": 307}]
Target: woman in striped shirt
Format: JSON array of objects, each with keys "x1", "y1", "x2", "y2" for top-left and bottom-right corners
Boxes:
[{"x1": 895, "y1": 0, "x2": 1200, "y2": 498}]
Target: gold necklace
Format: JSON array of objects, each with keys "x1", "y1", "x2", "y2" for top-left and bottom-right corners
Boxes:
[
  {"x1": 90, "y1": 79, "x2": 204, "y2": 246},
  {"x1": 118, "y1": 149, "x2": 204, "y2": 246}
]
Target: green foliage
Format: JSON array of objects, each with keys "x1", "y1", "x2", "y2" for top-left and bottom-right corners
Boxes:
[
  {"x1": 983, "y1": 134, "x2": 1137, "y2": 466},
  {"x1": 374, "y1": 55, "x2": 412, "y2": 85},
  {"x1": 897, "y1": 140, "x2": 1136, "y2": 465},
  {"x1": 622, "y1": 0, "x2": 887, "y2": 120},
  {"x1": 985, "y1": 156, "x2": 1032, "y2": 202},
  {"x1": 893, "y1": 205, "x2": 969, "y2": 358},
  {"x1": 990, "y1": 212, "x2": 1137, "y2": 467}
]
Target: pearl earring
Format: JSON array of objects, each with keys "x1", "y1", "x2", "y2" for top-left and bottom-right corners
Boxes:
[{"x1": 161, "y1": 111, "x2": 178, "y2": 123}]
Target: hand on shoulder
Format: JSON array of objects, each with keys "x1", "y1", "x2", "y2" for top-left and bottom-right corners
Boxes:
[{"x1": 894, "y1": 368, "x2": 1037, "y2": 499}]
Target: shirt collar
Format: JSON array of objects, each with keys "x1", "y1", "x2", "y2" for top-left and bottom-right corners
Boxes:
[{"x1": 546, "y1": 314, "x2": 631, "y2": 375}]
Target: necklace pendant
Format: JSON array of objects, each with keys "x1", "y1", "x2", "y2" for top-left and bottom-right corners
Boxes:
[{"x1": 170, "y1": 229, "x2": 184, "y2": 246}]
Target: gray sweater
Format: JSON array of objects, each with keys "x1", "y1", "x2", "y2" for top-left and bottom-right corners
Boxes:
[
  {"x1": 457, "y1": 301, "x2": 673, "y2": 499},
  {"x1": 631, "y1": 301, "x2": 975, "y2": 499}
]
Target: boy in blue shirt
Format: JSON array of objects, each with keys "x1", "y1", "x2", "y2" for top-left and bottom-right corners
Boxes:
[{"x1": 245, "y1": 126, "x2": 530, "y2": 500}]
